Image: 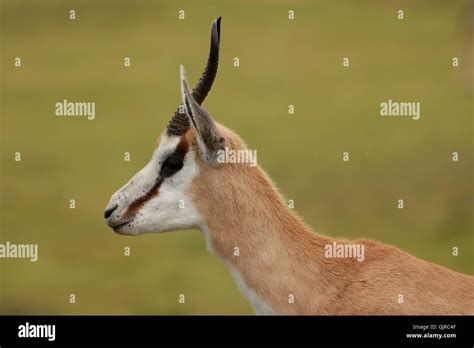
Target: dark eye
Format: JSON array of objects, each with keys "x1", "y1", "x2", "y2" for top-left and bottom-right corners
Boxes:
[{"x1": 161, "y1": 156, "x2": 184, "y2": 178}]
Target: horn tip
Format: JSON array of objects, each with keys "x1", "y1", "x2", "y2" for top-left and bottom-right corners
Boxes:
[{"x1": 212, "y1": 17, "x2": 221, "y2": 44}]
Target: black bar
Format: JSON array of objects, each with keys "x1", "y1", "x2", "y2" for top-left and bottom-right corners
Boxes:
[{"x1": 0, "y1": 315, "x2": 472, "y2": 346}]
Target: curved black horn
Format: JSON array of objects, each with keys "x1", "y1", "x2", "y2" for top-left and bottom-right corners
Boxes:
[
  {"x1": 192, "y1": 16, "x2": 221, "y2": 104},
  {"x1": 167, "y1": 17, "x2": 221, "y2": 136}
]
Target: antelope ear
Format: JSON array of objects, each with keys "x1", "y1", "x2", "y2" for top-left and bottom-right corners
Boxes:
[{"x1": 180, "y1": 65, "x2": 226, "y2": 167}]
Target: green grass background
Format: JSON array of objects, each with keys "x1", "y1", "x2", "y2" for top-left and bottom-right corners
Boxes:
[{"x1": 1, "y1": 0, "x2": 472, "y2": 314}]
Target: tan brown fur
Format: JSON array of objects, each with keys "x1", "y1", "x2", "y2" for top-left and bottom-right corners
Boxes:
[{"x1": 185, "y1": 124, "x2": 474, "y2": 315}]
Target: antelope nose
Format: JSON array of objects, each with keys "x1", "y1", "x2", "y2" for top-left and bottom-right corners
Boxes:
[{"x1": 104, "y1": 204, "x2": 118, "y2": 219}]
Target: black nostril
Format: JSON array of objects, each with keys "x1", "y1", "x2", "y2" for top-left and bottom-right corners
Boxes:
[{"x1": 104, "y1": 205, "x2": 118, "y2": 219}]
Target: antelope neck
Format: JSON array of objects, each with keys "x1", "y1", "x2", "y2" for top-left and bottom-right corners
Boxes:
[{"x1": 196, "y1": 167, "x2": 331, "y2": 314}]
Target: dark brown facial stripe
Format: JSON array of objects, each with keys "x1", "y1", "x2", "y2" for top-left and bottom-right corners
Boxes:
[
  {"x1": 125, "y1": 177, "x2": 163, "y2": 218},
  {"x1": 124, "y1": 136, "x2": 189, "y2": 219}
]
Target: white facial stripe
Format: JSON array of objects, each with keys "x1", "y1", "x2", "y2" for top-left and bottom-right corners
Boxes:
[
  {"x1": 134, "y1": 148, "x2": 202, "y2": 233},
  {"x1": 111, "y1": 134, "x2": 180, "y2": 207},
  {"x1": 152, "y1": 133, "x2": 181, "y2": 162},
  {"x1": 105, "y1": 133, "x2": 203, "y2": 235}
]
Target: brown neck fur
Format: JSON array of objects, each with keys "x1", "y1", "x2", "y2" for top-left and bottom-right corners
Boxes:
[
  {"x1": 186, "y1": 126, "x2": 474, "y2": 315},
  {"x1": 187, "y1": 126, "x2": 348, "y2": 313}
]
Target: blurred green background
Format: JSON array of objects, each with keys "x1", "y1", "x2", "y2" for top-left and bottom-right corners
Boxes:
[{"x1": 1, "y1": 0, "x2": 472, "y2": 314}]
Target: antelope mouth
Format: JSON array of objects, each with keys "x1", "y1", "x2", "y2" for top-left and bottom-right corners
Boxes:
[{"x1": 111, "y1": 220, "x2": 132, "y2": 233}]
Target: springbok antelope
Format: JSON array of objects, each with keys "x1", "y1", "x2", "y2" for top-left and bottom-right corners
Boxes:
[{"x1": 105, "y1": 17, "x2": 474, "y2": 315}]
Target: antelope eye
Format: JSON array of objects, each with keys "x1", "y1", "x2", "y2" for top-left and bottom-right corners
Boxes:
[{"x1": 161, "y1": 156, "x2": 184, "y2": 178}]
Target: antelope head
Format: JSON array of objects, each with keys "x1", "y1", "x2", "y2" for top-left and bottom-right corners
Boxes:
[{"x1": 104, "y1": 17, "x2": 234, "y2": 236}]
